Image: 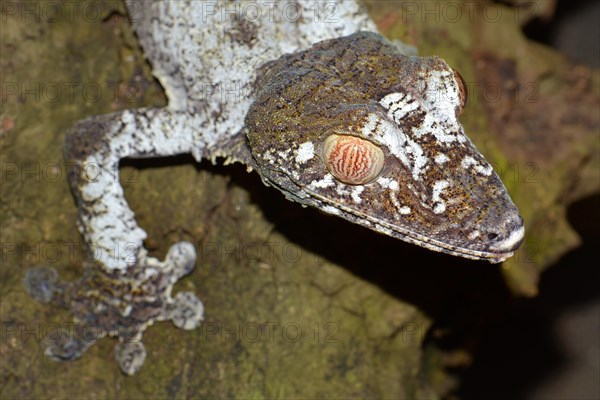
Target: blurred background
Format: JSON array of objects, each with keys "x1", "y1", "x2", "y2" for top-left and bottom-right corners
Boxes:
[{"x1": 459, "y1": 0, "x2": 599, "y2": 398}]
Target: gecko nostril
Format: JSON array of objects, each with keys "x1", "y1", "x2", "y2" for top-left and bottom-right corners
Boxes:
[{"x1": 487, "y1": 232, "x2": 499, "y2": 241}]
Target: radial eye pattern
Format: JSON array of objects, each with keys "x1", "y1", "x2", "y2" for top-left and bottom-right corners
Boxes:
[{"x1": 322, "y1": 134, "x2": 384, "y2": 185}]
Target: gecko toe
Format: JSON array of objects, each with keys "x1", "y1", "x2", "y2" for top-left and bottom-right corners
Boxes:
[
  {"x1": 115, "y1": 341, "x2": 147, "y2": 376},
  {"x1": 43, "y1": 330, "x2": 96, "y2": 361},
  {"x1": 167, "y1": 241, "x2": 197, "y2": 278},
  {"x1": 168, "y1": 291, "x2": 204, "y2": 330},
  {"x1": 23, "y1": 266, "x2": 61, "y2": 304}
]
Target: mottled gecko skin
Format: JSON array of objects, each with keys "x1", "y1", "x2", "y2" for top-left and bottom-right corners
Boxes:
[
  {"x1": 247, "y1": 32, "x2": 524, "y2": 261},
  {"x1": 24, "y1": 0, "x2": 523, "y2": 375}
]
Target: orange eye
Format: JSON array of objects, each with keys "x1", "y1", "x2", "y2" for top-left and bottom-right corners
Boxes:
[
  {"x1": 452, "y1": 69, "x2": 468, "y2": 115},
  {"x1": 322, "y1": 134, "x2": 384, "y2": 185}
]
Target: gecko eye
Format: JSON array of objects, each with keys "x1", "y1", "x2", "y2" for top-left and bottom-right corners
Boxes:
[
  {"x1": 322, "y1": 134, "x2": 384, "y2": 185},
  {"x1": 452, "y1": 68, "x2": 468, "y2": 115}
]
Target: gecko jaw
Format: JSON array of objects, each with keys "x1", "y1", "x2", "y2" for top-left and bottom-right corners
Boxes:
[{"x1": 305, "y1": 188, "x2": 524, "y2": 263}]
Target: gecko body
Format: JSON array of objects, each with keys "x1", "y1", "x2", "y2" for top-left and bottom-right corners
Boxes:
[{"x1": 24, "y1": 0, "x2": 524, "y2": 375}]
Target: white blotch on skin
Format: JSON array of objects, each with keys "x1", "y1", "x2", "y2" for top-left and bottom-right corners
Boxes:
[
  {"x1": 461, "y1": 156, "x2": 493, "y2": 176},
  {"x1": 461, "y1": 156, "x2": 477, "y2": 169},
  {"x1": 295, "y1": 141, "x2": 315, "y2": 164},
  {"x1": 277, "y1": 149, "x2": 291, "y2": 159},
  {"x1": 377, "y1": 177, "x2": 399, "y2": 191},
  {"x1": 434, "y1": 153, "x2": 449, "y2": 164},
  {"x1": 468, "y1": 230, "x2": 480, "y2": 240},
  {"x1": 399, "y1": 206, "x2": 411, "y2": 215},
  {"x1": 309, "y1": 173, "x2": 335, "y2": 189},
  {"x1": 420, "y1": 70, "x2": 466, "y2": 144},
  {"x1": 380, "y1": 92, "x2": 419, "y2": 123},
  {"x1": 364, "y1": 113, "x2": 428, "y2": 181},
  {"x1": 389, "y1": 191, "x2": 402, "y2": 215},
  {"x1": 432, "y1": 180, "x2": 450, "y2": 214},
  {"x1": 351, "y1": 185, "x2": 364, "y2": 204}
]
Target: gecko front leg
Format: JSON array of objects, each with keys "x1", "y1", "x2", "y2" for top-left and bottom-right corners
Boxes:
[
  {"x1": 24, "y1": 108, "x2": 219, "y2": 375},
  {"x1": 64, "y1": 107, "x2": 211, "y2": 270}
]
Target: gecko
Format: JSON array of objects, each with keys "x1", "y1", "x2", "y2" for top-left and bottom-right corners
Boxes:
[{"x1": 23, "y1": 0, "x2": 524, "y2": 375}]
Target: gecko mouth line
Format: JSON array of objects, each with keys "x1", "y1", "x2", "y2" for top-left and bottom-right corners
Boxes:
[{"x1": 304, "y1": 188, "x2": 525, "y2": 263}]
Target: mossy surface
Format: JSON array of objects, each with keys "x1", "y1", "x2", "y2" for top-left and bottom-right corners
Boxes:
[{"x1": 1, "y1": 1, "x2": 597, "y2": 398}]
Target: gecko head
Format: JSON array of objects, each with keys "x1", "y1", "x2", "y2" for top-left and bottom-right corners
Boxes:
[{"x1": 246, "y1": 31, "x2": 524, "y2": 263}]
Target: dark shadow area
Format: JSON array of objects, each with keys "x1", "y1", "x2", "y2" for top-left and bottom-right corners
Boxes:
[
  {"x1": 522, "y1": 0, "x2": 600, "y2": 67},
  {"x1": 120, "y1": 153, "x2": 202, "y2": 171},
  {"x1": 457, "y1": 193, "x2": 600, "y2": 400}
]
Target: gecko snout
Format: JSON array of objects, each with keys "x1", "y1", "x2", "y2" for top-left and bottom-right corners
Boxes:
[{"x1": 486, "y1": 215, "x2": 525, "y2": 254}]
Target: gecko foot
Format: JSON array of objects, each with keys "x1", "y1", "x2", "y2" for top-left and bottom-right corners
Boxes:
[{"x1": 23, "y1": 241, "x2": 203, "y2": 375}]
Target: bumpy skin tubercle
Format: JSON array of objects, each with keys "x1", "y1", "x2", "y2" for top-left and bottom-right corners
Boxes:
[{"x1": 24, "y1": 1, "x2": 523, "y2": 375}]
